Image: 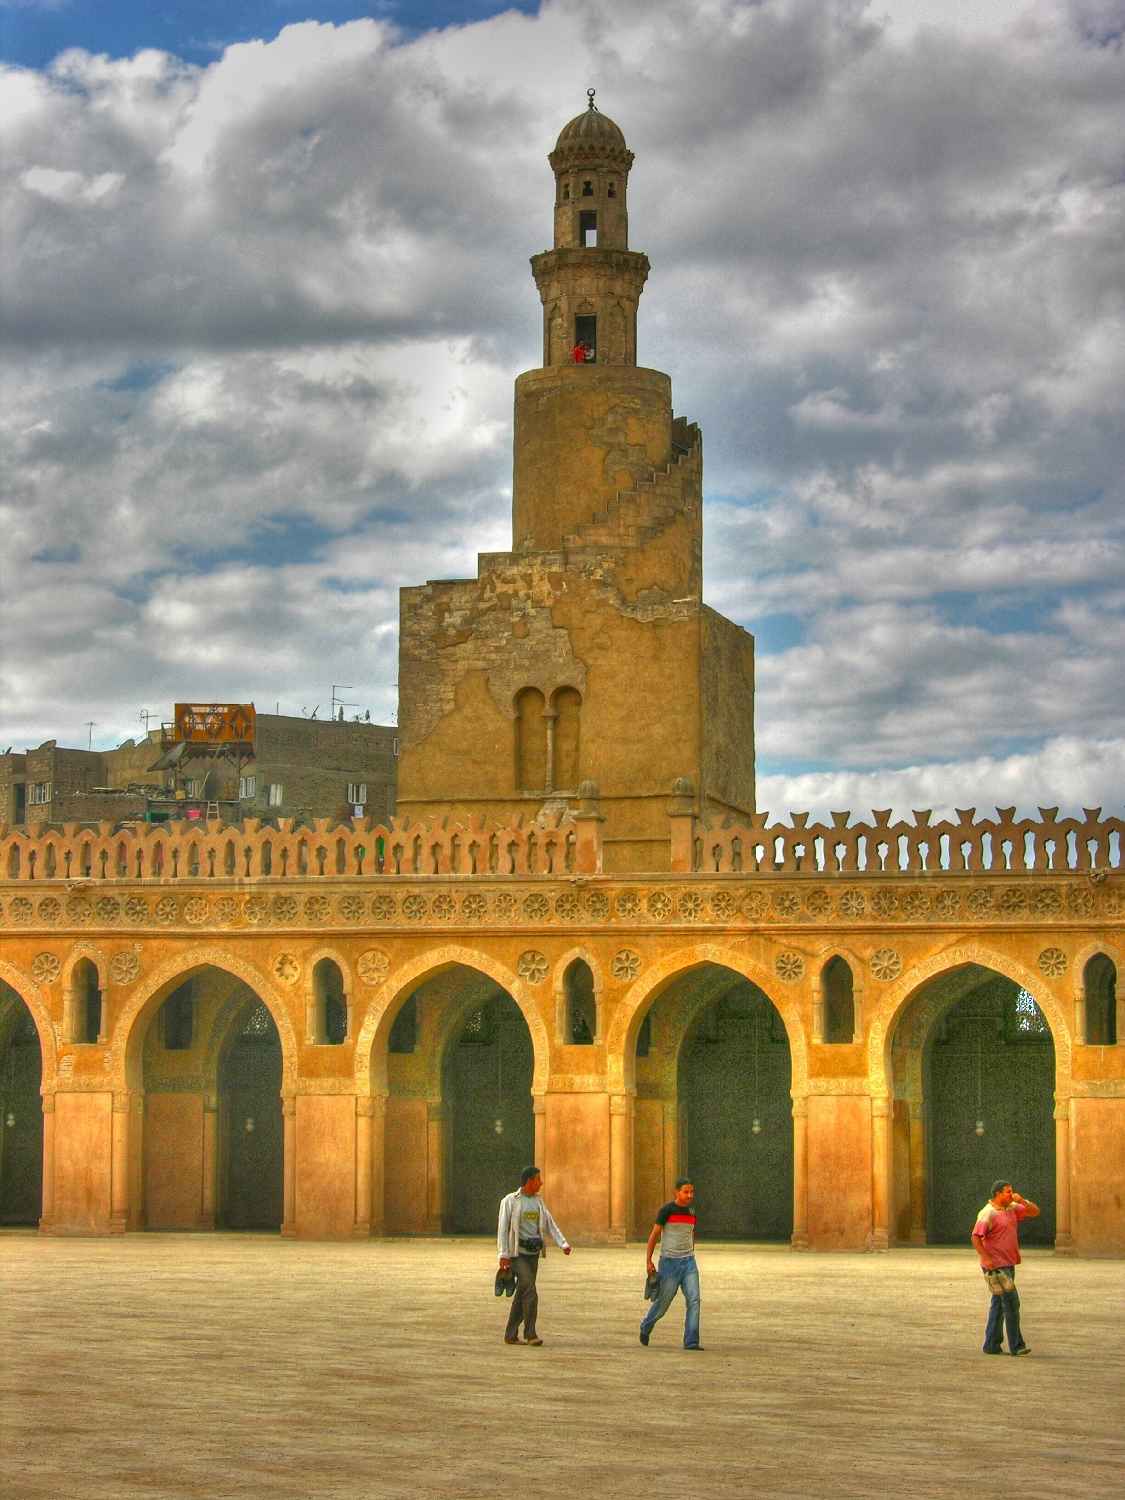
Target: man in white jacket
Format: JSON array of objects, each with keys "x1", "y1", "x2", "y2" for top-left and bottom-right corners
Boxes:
[{"x1": 497, "y1": 1166, "x2": 572, "y2": 1345}]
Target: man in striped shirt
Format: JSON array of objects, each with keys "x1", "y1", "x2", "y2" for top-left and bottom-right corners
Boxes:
[{"x1": 640, "y1": 1179, "x2": 702, "y2": 1350}]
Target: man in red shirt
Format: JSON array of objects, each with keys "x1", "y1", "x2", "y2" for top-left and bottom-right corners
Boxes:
[{"x1": 971, "y1": 1179, "x2": 1040, "y2": 1355}]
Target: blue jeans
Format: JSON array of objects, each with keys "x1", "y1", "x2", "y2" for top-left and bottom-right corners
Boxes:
[
  {"x1": 982, "y1": 1265, "x2": 1025, "y2": 1353},
  {"x1": 641, "y1": 1255, "x2": 701, "y2": 1347}
]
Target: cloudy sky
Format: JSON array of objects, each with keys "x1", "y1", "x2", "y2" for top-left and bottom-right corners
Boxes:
[{"x1": 1, "y1": 0, "x2": 1122, "y2": 820}]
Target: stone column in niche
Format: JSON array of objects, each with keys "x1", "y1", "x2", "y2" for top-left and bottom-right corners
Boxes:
[
  {"x1": 609, "y1": 1092, "x2": 634, "y2": 1244},
  {"x1": 870, "y1": 1095, "x2": 891, "y2": 1251},
  {"x1": 1054, "y1": 1100, "x2": 1073, "y2": 1252},
  {"x1": 110, "y1": 1090, "x2": 132, "y2": 1232},
  {"x1": 426, "y1": 1100, "x2": 446, "y2": 1233},
  {"x1": 38, "y1": 1093, "x2": 55, "y2": 1233},
  {"x1": 200, "y1": 1094, "x2": 218, "y2": 1229}
]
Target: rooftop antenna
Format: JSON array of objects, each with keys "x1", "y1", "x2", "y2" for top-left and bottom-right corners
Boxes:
[
  {"x1": 85, "y1": 721, "x2": 96, "y2": 750},
  {"x1": 139, "y1": 708, "x2": 158, "y2": 733},
  {"x1": 331, "y1": 683, "x2": 359, "y2": 723}
]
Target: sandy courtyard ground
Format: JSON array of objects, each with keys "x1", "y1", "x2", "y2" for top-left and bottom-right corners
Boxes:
[{"x1": 1, "y1": 1234, "x2": 1122, "y2": 1500}]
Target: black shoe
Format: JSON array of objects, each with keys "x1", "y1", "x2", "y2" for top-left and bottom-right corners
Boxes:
[
  {"x1": 983, "y1": 1347, "x2": 1005, "y2": 1355},
  {"x1": 639, "y1": 1329, "x2": 650, "y2": 1346},
  {"x1": 684, "y1": 1345, "x2": 705, "y2": 1351},
  {"x1": 1011, "y1": 1345, "x2": 1031, "y2": 1356}
]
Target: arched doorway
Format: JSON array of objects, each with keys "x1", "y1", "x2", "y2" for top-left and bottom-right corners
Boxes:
[
  {"x1": 0, "y1": 984, "x2": 43, "y2": 1226},
  {"x1": 891, "y1": 965, "x2": 1055, "y2": 1246},
  {"x1": 139, "y1": 967, "x2": 283, "y2": 1232},
  {"x1": 218, "y1": 1000, "x2": 283, "y2": 1231},
  {"x1": 632, "y1": 964, "x2": 793, "y2": 1240},
  {"x1": 381, "y1": 966, "x2": 534, "y2": 1235}
]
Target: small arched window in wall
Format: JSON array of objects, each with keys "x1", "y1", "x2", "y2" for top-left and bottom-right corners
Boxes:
[
  {"x1": 563, "y1": 960, "x2": 596, "y2": 1045},
  {"x1": 607, "y1": 181, "x2": 616, "y2": 198},
  {"x1": 562, "y1": 182, "x2": 570, "y2": 200},
  {"x1": 515, "y1": 687, "x2": 547, "y2": 793},
  {"x1": 1084, "y1": 954, "x2": 1117, "y2": 1045},
  {"x1": 821, "y1": 956, "x2": 855, "y2": 1043},
  {"x1": 552, "y1": 687, "x2": 582, "y2": 791},
  {"x1": 389, "y1": 994, "x2": 418, "y2": 1054},
  {"x1": 162, "y1": 982, "x2": 194, "y2": 1051},
  {"x1": 582, "y1": 179, "x2": 594, "y2": 197},
  {"x1": 313, "y1": 959, "x2": 347, "y2": 1045},
  {"x1": 73, "y1": 958, "x2": 101, "y2": 1043}
]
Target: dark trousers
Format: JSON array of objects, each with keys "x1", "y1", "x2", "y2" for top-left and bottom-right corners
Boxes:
[
  {"x1": 505, "y1": 1253, "x2": 540, "y2": 1339},
  {"x1": 982, "y1": 1266, "x2": 1025, "y2": 1353}
]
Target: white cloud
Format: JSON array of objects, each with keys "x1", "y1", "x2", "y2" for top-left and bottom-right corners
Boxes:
[{"x1": 0, "y1": 0, "x2": 1122, "y2": 819}]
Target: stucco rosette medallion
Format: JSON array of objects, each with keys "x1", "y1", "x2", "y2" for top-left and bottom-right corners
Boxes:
[
  {"x1": 647, "y1": 891, "x2": 673, "y2": 921},
  {"x1": 123, "y1": 895, "x2": 148, "y2": 924},
  {"x1": 870, "y1": 948, "x2": 903, "y2": 982},
  {"x1": 1067, "y1": 887, "x2": 1095, "y2": 917},
  {"x1": 245, "y1": 896, "x2": 269, "y2": 924},
  {"x1": 213, "y1": 896, "x2": 239, "y2": 926},
  {"x1": 11, "y1": 897, "x2": 34, "y2": 924},
  {"x1": 37, "y1": 896, "x2": 62, "y2": 924},
  {"x1": 95, "y1": 896, "x2": 121, "y2": 923},
  {"x1": 1033, "y1": 888, "x2": 1062, "y2": 918},
  {"x1": 612, "y1": 949, "x2": 641, "y2": 982},
  {"x1": 461, "y1": 893, "x2": 487, "y2": 922},
  {"x1": 494, "y1": 893, "x2": 517, "y2": 922},
  {"x1": 371, "y1": 894, "x2": 398, "y2": 922},
  {"x1": 272, "y1": 895, "x2": 298, "y2": 923},
  {"x1": 154, "y1": 895, "x2": 179, "y2": 924},
  {"x1": 273, "y1": 953, "x2": 301, "y2": 984},
  {"x1": 804, "y1": 889, "x2": 831, "y2": 917},
  {"x1": 838, "y1": 890, "x2": 865, "y2": 918},
  {"x1": 184, "y1": 897, "x2": 210, "y2": 926},
  {"x1": 871, "y1": 890, "x2": 898, "y2": 918},
  {"x1": 1038, "y1": 947, "x2": 1067, "y2": 978},
  {"x1": 772, "y1": 891, "x2": 799, "y2": 919},
  {"x1": 742, "y1": 890, "x2": 769, "y2": 920},
  {"x1": 555, "y1": 892, "x2": 581, "y2": 921},
  {"x1": 65, "y1": 896, "x2": 92, "y2": 925},
  {"x1": 710, "y1": 890, "x2": 736, "y2": 921},
  {"x1": 584, "y1": 890, "x2": 610, "y2": 921},
  {"x1": 966, "y1": 889, "x2": 992, "y2": 917},
  {"x1": 678, "y1": 890, "x2": 704, "y2": 920},
  {"x1": 933, "y1": 889, "x2": 960, "y2": 918},
  {"x1": 304, "y1": 895, "x2": 330, "y2": 924},
  {"x1": 616, "y1": 891, "x2": 641, "y2": 919},
  {"x1": 31, "y1": 952, "x2": 61, "y2": 984},
  {"x1": 403, "y1": 894, "x2": 428, "y2": 921},
  {"x1": 338, "y1": 894, "x2": 367, "y2": 923},
  {"x1": 109, "y1": 950, "x2": 140, "y2": 986},
  {"x1": 523, "y1": 893, "x2": 550, "y2": 921},
  {"x1": 775, "y1": 951, "x2": 805, "y2": 983},
  {"x1": 517, "y1": 950, "x2": 549, "y2": 985},
  {"x1": 357, "y1": 950, "x2": 390, "y2": 984},
  {"x1": 432, "y1": 893, "x2": 456, "y2": 921}
]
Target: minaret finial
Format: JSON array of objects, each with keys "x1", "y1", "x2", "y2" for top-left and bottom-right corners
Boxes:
[{"x1": 587, "y1": 88, "x2": 597, "y2": 111}]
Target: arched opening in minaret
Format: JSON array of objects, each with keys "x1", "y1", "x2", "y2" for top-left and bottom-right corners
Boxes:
[
  {"x1": 579, "y1": 210, "x2": 597, "y2": 246},
  {"x1": 574, "y1": 314, "x2": 596, "y2": 360}
]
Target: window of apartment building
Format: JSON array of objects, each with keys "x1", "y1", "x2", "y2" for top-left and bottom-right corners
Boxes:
[
  {"x1": 28, "y1": 782, "x2": 51, "y2": 805},
  {"x1": 239, "y1": 775, "x2": 257, "y2": 799},
  {"x1": 267, "y1": 783, "x2": 283, "y2": 807},
  {"x1": 347, "y1": 782, "x2": 367, "y2": 804}
]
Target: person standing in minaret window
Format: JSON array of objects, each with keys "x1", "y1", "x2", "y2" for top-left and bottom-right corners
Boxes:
[{"x1": 571, "y1": 340, "x2": 590, "y2": 364}]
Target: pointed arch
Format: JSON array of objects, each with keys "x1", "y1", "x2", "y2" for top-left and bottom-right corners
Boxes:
[
  {"x1": 0, "y1": 960, "x2": 58, "y2": 1089},
  {"x1": 866, "y1": 940, "x2": 1072, "y2": 1098},
  {"x1": 112, "y1": 947, "x2": 300, "y2": 1093},
  {"x1": 353, "y1": 944, "x2": 550, "y2": 1097},
  {"x1": 604, "y1": 941, "x2": 809, "y2": 1098}
]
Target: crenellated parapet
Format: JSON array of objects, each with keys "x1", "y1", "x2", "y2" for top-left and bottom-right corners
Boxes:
[
  {"x1": 671, "y1": 800, "x2": 1124, "y2": 877},
  {"x1": 0, "y1": 808, "x2": 599, "y2": 883}
]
